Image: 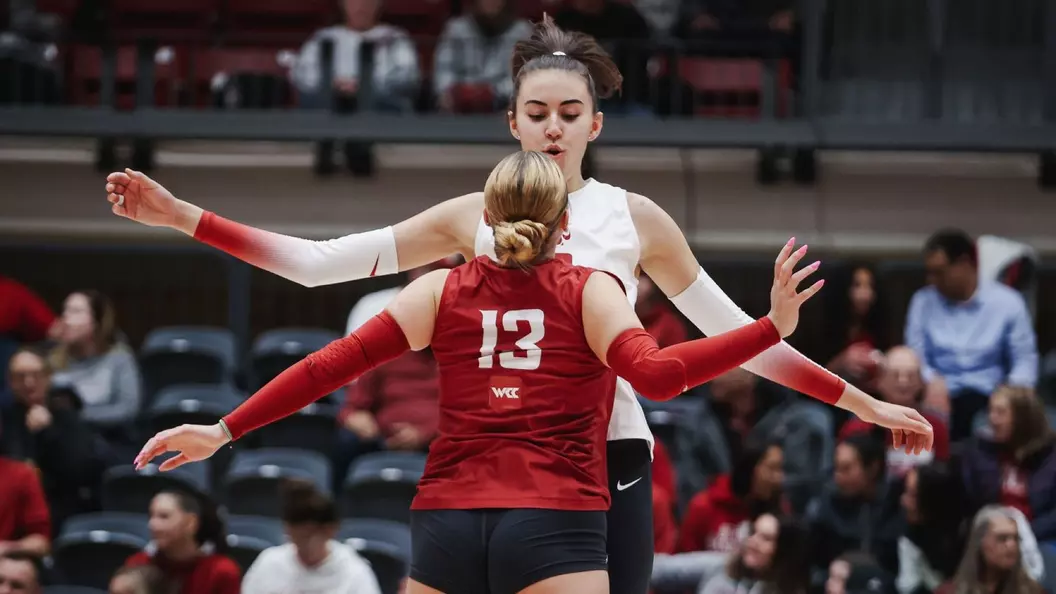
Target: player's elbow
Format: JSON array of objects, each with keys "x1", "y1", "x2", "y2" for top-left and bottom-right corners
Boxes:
[{"x1": 626, "y1": 375, "x2": 685, "y2": 402}]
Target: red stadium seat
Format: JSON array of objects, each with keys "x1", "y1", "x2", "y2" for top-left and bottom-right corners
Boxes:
[
  {"x1": 187, "y1": 47, "x2": 298, "y2": 108},
  {"x1": 68, "y1": 45, "x2": 183, "y2": 109},
  {"x1": 675, "y1": 57, "x2": 793, "y2": 118},
  {"x1": 381, "y1": 0, "x2": 451, "y2": 37},
  {"x1": 35, "y1": 0, "x2": 80, "y2": 21},
  {"x1": 225, "y1": 0, "x2": 338, "y2": 42},
  {"x1": 108, "y1": 0, "x2": 220, "y2": 43},
  {"x1": 515, "y1": 0, "x2": 565, "y2": 21}
]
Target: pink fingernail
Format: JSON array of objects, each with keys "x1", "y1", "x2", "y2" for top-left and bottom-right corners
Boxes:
[
  {"x1": 811, "y1": 261, "x2": 821, "y2": 269},
  {"x1": 787, "y1": 237, "x2": 795, "y2": 246}
]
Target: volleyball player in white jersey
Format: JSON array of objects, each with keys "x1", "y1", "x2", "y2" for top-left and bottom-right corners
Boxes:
[{"x1": 104, "y1": 17, "x2": 933, "y2": 594}]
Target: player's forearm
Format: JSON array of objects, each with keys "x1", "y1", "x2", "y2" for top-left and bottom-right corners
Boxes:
[
  {"x1": 669, "y1": 267, "x2": 845, "y2": 405},
  {"x1": 223, "y1": 313, "x2": 409, "y2": 440},
  {"x1": 192, "y1": 210, "x2": 399, "y2": 288},
  {"x1": 607, "y1": 317, "x2": 781, "y2": 401}
]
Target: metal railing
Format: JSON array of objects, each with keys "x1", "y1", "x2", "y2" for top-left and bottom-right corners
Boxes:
[{"x1": 0, "y1": 0, "x2": 1052, "y2": 151}]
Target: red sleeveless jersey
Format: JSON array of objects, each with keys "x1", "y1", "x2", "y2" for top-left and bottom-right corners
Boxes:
[{"x1": 411, "y1": 256, "x2": 618, "y2": 511}]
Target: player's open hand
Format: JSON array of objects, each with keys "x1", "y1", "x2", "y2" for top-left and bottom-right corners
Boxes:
[
  {"x1": 134, "y1": 423, "x2": 230, "y2": 472},
  {"x1": 766, "y1": 238, "x2": 824, "y2": 338},
  {"x1": 865, "y1": 401, "x2": 934, "y2": 455},
  {"x1": 105, "y1": 168, "x2": 179, "y2": 228}
]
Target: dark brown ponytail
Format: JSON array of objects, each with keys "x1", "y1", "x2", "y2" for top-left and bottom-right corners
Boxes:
[{"x1": 510, "y1": 15, "x2": 623, "y2": 112}]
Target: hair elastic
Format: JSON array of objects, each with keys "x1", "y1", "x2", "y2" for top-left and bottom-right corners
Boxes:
[{"x1": 553, "y1": 51, "x2": 566, "y2": 56}]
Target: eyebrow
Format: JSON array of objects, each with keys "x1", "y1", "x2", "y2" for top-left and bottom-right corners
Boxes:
[{"x1": 524, "y1": 99, "x2": 585, "y2": 107}]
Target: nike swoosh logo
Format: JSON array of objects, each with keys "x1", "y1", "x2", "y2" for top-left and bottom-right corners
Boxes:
[
  {"x1": 369, "y1": 255, "x2": 380, "y2": 277},
  {"x1": 616, "y1": 477, "x2": 642, "y2": 491}
]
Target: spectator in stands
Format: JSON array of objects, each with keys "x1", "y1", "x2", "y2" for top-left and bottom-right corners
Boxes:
[
  {"x1": 49, "y1": 290, "x2": 142, "y2": 446},
  {"x1": 345, "y1": 258, "x2": 459, "y2": 335},
  {"x1": 935, "y1": 506, "x2": 1045, "y2": 594},
  {"x1": 636, "y1": 274, "x2": 688, "y2": 348},
  {"x1": 826, "y1": 552, "x2": 897, "y2": 594},
  {"x1": 0, "y1": 276, "x2": 57, "y2": 407},
  {"x1": 0, "y1": 444, "x2": 50, "y2": 558},
  {"x1": 698, "y1": 513, "x2": 810, "y2": 594},
  {"x1": 291, "y1": 0, "x2": 420, "y2": 176},
  {"x1": 124, "y1": 490, "x2": 240, "y2": 594},
  {"x1": 432, "y1": 0, "x2": 532, "y2": 113},
  {"x1": 678, "y1": 439, "x2": 785, "y2": 553},
  {"x1": 0, "y1": 552, "x2": 43, "y2": 594},
  {"x1": 822, "y1": 264, "x2": 889, "y2": 392},
  {"x1": 897, "y1": 463, "x2": 968, "y2": 594},
  {"x1": 291, "y1": 0, "x2": 420, "y2": 112},
  {"x1": 905, "y1": 229, "x2": 1038, "y2": 441},
  {"x1": 676, "y1": 0, "x2": 796, "y2": 36},
  {"x1": 808, "y1": 433, "x2": 902, "y2": 577},
  {"x1": 839, "y1": 347, "x2": 950, "y2": 478},
  {"x1": 242, "y1": 480, "x2": 380, "y2": 594},
  {"x1": 960, "y1": 386, "x2": 1056, "y2": 542},
  {"x1": 554, "y1": 0, "x2": 653, "y2": 113},
  {"x1": 3, "y1": 347, "x2": 105, "y2": 532},
  {"x1": 334, "y1": 343, "x2": 439, "y2": 487},
  {"x1": 677, "y1": 369, "x2": 831, "y2": 512},
  {"x1": 634, "y1": 0, "x2": 682, "y2": 38},
  {"x1": 109, "y1": 565, "x2": 168, "y2": 594}
]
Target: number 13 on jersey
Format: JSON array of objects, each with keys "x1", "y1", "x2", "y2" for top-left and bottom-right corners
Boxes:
[{"x1": 478, "y1": 309, "x2": 546, "y2": 370}]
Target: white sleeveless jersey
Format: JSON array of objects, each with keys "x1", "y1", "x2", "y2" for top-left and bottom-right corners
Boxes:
[{"x1": 474, "y1": 178, "x2": 654, "y2": 450}]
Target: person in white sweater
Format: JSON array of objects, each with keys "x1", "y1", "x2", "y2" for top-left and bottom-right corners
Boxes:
[{"x1": 242, "y1": 480, "x2": 381, "y2": 594}]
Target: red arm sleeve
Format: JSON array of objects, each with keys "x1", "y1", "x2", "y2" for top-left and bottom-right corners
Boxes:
[
  {"x1": 223, "y1": 312, "x2": 410, "y2": 441},
  {"x1": 606, "y1": 318, "x2": 782, "y2": 401}
]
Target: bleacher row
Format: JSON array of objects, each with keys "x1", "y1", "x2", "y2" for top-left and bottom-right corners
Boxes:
[
  {"x1": 44, "y1": 325, "x2": 417, "y2": 594},
  {"x1": 5, "y1": 0, "x2": 795, "y2": 115}
]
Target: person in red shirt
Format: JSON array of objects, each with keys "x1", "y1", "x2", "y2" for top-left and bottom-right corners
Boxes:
[
  {"x1": 133, "y1": 151, "x2": 930, "y2": 594},
  {"x1": 0, "y1": 277, "x2": 57, "y2": 344},
  {"x1": 677, "y1": 439, "x2": 785, "y2": 553},
  {"x1": 839, "y1": 346, "x2": 950, "y2": 477},
  {"x1": 0, "y1": 455, "x2": 50, "y2": 559},
  {"x1": 124, "y1": 490, "x2": 240, "y2": 594}
]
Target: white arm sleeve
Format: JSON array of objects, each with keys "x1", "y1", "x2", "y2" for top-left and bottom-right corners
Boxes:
[
  {"x1": 668, "y1": 267, "x2": 845, "y2": 404},
  {"x1": 194, "y1": 211, "x2": 399, "y2": 288}
]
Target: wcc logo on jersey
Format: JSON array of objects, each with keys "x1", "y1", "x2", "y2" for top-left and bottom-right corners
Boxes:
[{"x1": 489, "y1": 376, "x2": 524, "y2": 410}]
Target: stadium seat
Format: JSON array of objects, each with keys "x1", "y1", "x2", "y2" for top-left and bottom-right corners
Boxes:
[
  {"x1": 675, "y1": 57, "x2": 793, "y2": 118},
  {"x1": 68, "y1": 44, "x2": 183, "y2": 109},
  {"x1": 53, "y1": 514, "x2": 150, "y2": 589},
  {"x1": 338, "y1": 519, "x2": 411, "y2": 594},
  {"x1": 108, "y1": 0, "x2": 219, "y2": 43},
  {"x1": 146, "y1": 384, "x2": 244, "y2": 434},
  {"x1": 224, "y1": 448, "x2": 332, "y2": 516},
  {"x1": 225, "y1": 515, "x2": 286, "y2": 570},
  {"x1": 61, "y1": 512, "x2": 151, "y2": 542},
  {"x1": 255, "y1": 401, "x2": 339, "y2": 455},
  {"x1": 101, "y1": 452, "x2": 210, "y2": 513},
  {"x1": 381, "y1": 0, "x2": 451, "y2": 38},
  {"x1": 139, "y1": 326, "x2": 238, "y2": 403},
  {"x1": 44, "y1": 587, "x2": 109, "y2": 594},
  {"x1": 514, "y1": 0, "x2": 565, "y2": 21},
  {"x1": 224, "y1": 0, "x2": 338, "y2": 41},
  {"x1": 187, "y1": 47, "x2": 297, "y2": 109},
  {"x1": 250, "y1": 328, "x2": 341, "y2": 392},
  {"x1": 340, "y1": 452, "x2": 425, "y2": 524}
]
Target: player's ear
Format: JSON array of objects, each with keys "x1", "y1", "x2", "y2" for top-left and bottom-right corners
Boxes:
[
  {"x1": 483, "y1": 210, "x2": 491, "y2": 225},
  {"x1": 559, "y1": 209, "x2": 570, "y2": 231}
]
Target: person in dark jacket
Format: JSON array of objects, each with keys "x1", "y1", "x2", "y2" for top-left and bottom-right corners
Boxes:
[
  {"x1": 807, "y1": 433, "x2": 904, "y2": 579},
  {"x1": 960, "y1": 385, "x2": 1056, "y2": 542},
  {"x1": 3, "y1": 347, "x2": 106, "y2": 533}
]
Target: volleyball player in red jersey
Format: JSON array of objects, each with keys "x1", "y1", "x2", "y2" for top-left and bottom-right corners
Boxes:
[{"x1": 132, "y1": 151, "x2": 929, "y2": 594}]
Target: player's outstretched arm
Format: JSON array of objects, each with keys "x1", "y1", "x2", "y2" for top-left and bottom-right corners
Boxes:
[
  {"x1": 629, "y1": 193, "x2": 933, "y2": 454},
  {"x1": 583, "y1": 239, "x2": 825, "y2": 403},
  {"x1": 132, "y1": 270, "x2": 449, "y2": 472},
  {"x1": 105, "y1": 169, "x2": 482, "y2": 287}
]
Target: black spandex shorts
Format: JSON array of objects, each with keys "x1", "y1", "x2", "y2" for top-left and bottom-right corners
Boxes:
[{"x1": 410, "y1": 508, "x2": 607, "y2": 594}]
